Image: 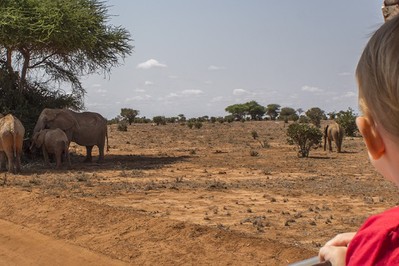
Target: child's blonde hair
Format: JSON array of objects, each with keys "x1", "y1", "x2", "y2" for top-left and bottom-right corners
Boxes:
[{"x1": 356, "y1": 14, "x2": 399, "y2": 137}]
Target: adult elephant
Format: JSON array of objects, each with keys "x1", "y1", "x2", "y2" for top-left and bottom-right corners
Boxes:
[
  {"x1": 324, "y1": 122, "x2": 344, "y2": 153},
  {"x1": 33, "y1": 108, "x2": 108, "y2": 162},
  {"x1": 0, "y1": 114, "x2": 25, "y2": 173}
]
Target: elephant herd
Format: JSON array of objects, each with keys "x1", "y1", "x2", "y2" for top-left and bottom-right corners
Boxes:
[{"x1": 0, "y1": 108, "x2": 108, "y2": 173}]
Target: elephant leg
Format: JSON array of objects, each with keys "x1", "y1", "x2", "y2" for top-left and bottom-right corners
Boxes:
[
  {"x1": 328, "y1": 138, "x2": 333, "y2": 152},
  {"x1": 0, "y1": 152, "x2": 7, "y2": 171},
  {"x1": 84, "y1": 146, "x2": 93, "y2": 162},
  {"x1": 97, "y1": 145, "x2": 105, "y2": 163},
  {"x1": 15, "y1": 151, "x2": 22, "y2": 173},
  {"x1": 4, "y1": 150, "x2": 14, "y2": 173},
  {"x1": 42, "y1": 148, "x2": 50, "y2": 167},
  {"x1": 55, "y1": 152, "x2": 62, "y2": 169}
]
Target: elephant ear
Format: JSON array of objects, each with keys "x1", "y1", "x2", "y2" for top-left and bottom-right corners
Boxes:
[{"x1": 44, "y1": 109, "x2": 77, "y2": 132}]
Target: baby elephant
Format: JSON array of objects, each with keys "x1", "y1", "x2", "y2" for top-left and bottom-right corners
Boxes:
[{"x1": 31, "y1": 128, "x2": 71, "y2": 169}]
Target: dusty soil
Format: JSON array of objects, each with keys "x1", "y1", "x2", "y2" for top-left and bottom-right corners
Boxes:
[{"x1": 1, "y1": 121, "x2": 398, "y2": 265}]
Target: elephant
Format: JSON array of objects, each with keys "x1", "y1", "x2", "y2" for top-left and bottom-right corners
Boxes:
[
  {"x1": 324, "y1": 122, "x2": 344, "y2": 153},
  {"x1": 31, "y1": 128, "x2": 71, "y2": 169},
  {"x1": 33, "y1": 108, "x2": 108, "y2": 163},
  {"x1": 0, "y1": 114, "x2": 25, "y2": 173}
]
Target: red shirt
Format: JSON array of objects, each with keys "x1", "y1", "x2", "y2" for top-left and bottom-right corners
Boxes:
[{"x1": 346, "y1": 207, "x2": 399, "y2": 265}]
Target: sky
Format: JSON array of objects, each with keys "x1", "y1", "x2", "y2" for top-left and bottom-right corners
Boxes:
[{"x1": 81, "y1": 1, "x2": 384, "y2": 119}]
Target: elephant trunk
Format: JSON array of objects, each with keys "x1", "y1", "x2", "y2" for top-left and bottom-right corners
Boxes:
[{"x1": 33, "y1": 118, "x2": 45, "y2": 134}]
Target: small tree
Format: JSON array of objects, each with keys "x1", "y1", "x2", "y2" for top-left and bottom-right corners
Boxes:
[
  {"x1": 153, "y1": 116, "x2": 166, "y2": 125},
  {"x1": 266, "y1": 104, "x2": 281, "y2": 120},
  {"x1": 306, "y1": 107, "x2": 325, "y2": 128},
  {"x1": 280, "y1": 107, "x2": 298, "y2": 121},
  {"x1": 336, "y1": 108, "x2": 358, "y2": 137},
  {"x1": 120, "y1": 108, "x2": 139, "y2": 125},
  {"x1": 287, "y1": 123, "x2": 322, "y2": 157}
]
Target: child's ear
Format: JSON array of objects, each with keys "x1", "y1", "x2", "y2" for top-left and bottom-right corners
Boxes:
[{"x1": 356, "y1": 117, "x2": 385, "y2": 160}]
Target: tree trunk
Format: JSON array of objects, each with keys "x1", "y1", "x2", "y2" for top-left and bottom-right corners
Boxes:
[{"x1": 19, "y1": 48, "x2": 30, "y2": 91}]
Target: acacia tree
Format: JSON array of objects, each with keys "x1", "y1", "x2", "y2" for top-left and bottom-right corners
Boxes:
[
  {"x1": 0, "y1": 0, "x2": 133, "y2": 107},
  {"x1": 120, "y1": 108, "x2": 139, "y2": 125},
  {"x1": 280, "y1": 107, "x2": 298, "y2": 121},
  {"x1": 306, "y1": 107, "x2": 325, "y2": 128},
  {"x1": 225, "y1": 104, "x2": 247, "y2": 120},
  {"x1": 245, "y1": 101, "x2": 266, "y2": 120},
  {"x1": 266, "y1": 104, "x2": 280, "y2": 120}
]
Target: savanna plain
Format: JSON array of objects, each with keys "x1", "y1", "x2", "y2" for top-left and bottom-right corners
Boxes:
[{"x1": 0, "y1": 120, "x2": 397, "y2": 265}]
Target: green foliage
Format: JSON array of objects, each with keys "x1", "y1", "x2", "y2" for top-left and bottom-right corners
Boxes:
[
  {"x1": 279, "y1": 107, "x2": 298, "y2": 122},
  {"x1": 225, "y1": 100, "x2": 266, "y2": 120},
  {"x1": 0, "y1": 70, "x2": 80, "y2": 137},
  {"x1": 194, "y1": 121, "x2": 203, "y2": 129},
  {"x1": 117, "y1": 121, "x2": 128, "y2": 131},
  {"x1": 298, "y1": 115, "x2": 310, "y2": 124},
  {"x1": 266, "y1": 104, "x2": 280, "y2": 120},
  {"x1": 178, "y1": 114, "x2": 186, "y2": 122},
  {"x1": 305, "y1": 107, "x2": 325, "y2": 128},
  {"x1": 224, "y1": 115, "x2": 234, "y2": 123},
  {"x1": 153, "y1": 116, "x2": 166, "y2": 125},
  {"x1": 246, "y1": 101, "x2": 266, "y2": 120},
  {"x1": 0, "y1": 0, "x2": 133, "y2": 103},
  {"x1": 336, "y1": 108, "x2": 358, "y2": 137},
  {"x1": 287, "y1": 123, "x2": 323, "y2": 157},
  {"x1": 120, "y1": 108, "x2": 139, "y2": 125},
  {"x1": 225, "y1": 103, "x2": 248, "y2": 120}
]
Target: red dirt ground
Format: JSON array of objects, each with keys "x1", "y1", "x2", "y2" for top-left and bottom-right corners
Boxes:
[{"x1": 0, "y1": 121, "x2": 397, "y2": 265}]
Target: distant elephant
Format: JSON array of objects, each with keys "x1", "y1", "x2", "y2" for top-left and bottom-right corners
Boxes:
[
  {"x1": 0, "y1": 114, "x2": 25, "y2": 173},
  {"x1": 324, "y1": 122, "x2": 344, "y2": 153},
  {"x1": 33, "y1": 108, "x2": 108, "y2": 162},
  {"x1": 31, "y1": 128, "x2": 71, "y2": 169}
]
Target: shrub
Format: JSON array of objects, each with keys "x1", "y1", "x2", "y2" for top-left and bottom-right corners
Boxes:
[
  {"x1": 305, "y1": 107, "x2": 325, "y2": 128},
  {"x1": 153, "y1": 116, "x2": 166, "y2": 125},
  {"x1": 187, "y1": 121, "x2": 194, "y2": 129},
  {"x1": 117, "y1": 121, "x2": 128, "y2": 131},
  {"x1": 194, "y1": 121, "x2": 203, "y2": 129},
  {"x1": 298, "y1": 115, "x2": 310, "y2": 124},
  {"x1": 251, "y1": 130, "x2": 259, "y2": 140},
  {"x1": 336, "y1": 108, "x2": 358, "y2": 137},
  {"x1": 287, "y1": 123, "x2": 323, "y2": 157}
]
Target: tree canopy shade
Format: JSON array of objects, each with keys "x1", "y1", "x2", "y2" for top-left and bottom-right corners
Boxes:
[
  {"x1": 0, "y1": 0, "x2": 133, "y2": 107},
  {"x1": 225, "y1": 101, "x2": 266, "y2": 120}
]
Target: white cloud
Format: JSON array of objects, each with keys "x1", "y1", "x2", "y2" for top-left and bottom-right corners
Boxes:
[
  {"x1": 338, "y1": 72, "x2": 352, "y2": 76},
  {"x1": 181, "y1": 89, "x2": 203, "y2": 95},
  {"x1": 233, "y1": 89, "x2": 251, "y2": 96},
  {"x1": 125, "y1": 95, "x2": 152, "y2": 101},
  {"x1": 166, "y1": 93, "x2": 179, "y2": 99},
  {"x1": 210, "y1": 96, "x2": 224, "y2": 102},
  {"x1": 208, "y1": 65, "x2": 226, "y2": 71},
  {"x1": 144, "y1": 81, "x2": 154, "y2": 86},
  {"x1": 343, "y1": 91, "x2": 356, "y2": 98},
  {"x1": 135, "y1": 88, "x2": 146, "y2": 93},
  {"x1": 168, "y1": 75, "x2": 178, "y2": 79},
  {"x1": 301, "y1": 85, "x2": 323, "y2": 92},
  {"x1": 96, "y1": 89, "x2": 107, "y2": 94},
  {"x1": 137, "y1": 59, "x2": 167, "y2": 69}
]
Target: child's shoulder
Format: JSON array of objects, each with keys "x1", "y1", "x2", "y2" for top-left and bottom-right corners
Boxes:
[
  {"x1": 362, "y1": 206, "x2": 399, "y2": 231},
  {"x1": 346, "y1": 207, "x2": 399, "y2": 265}
]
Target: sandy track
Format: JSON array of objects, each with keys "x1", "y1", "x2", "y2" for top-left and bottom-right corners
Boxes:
[{"x1": 0, "y1": 218, "x2": 127, "y2": 266}]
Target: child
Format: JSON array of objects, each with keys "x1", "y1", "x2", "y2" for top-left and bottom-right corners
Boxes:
[{"x1": 318, "y1": 12, "x2": 399, "y2": 266}]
